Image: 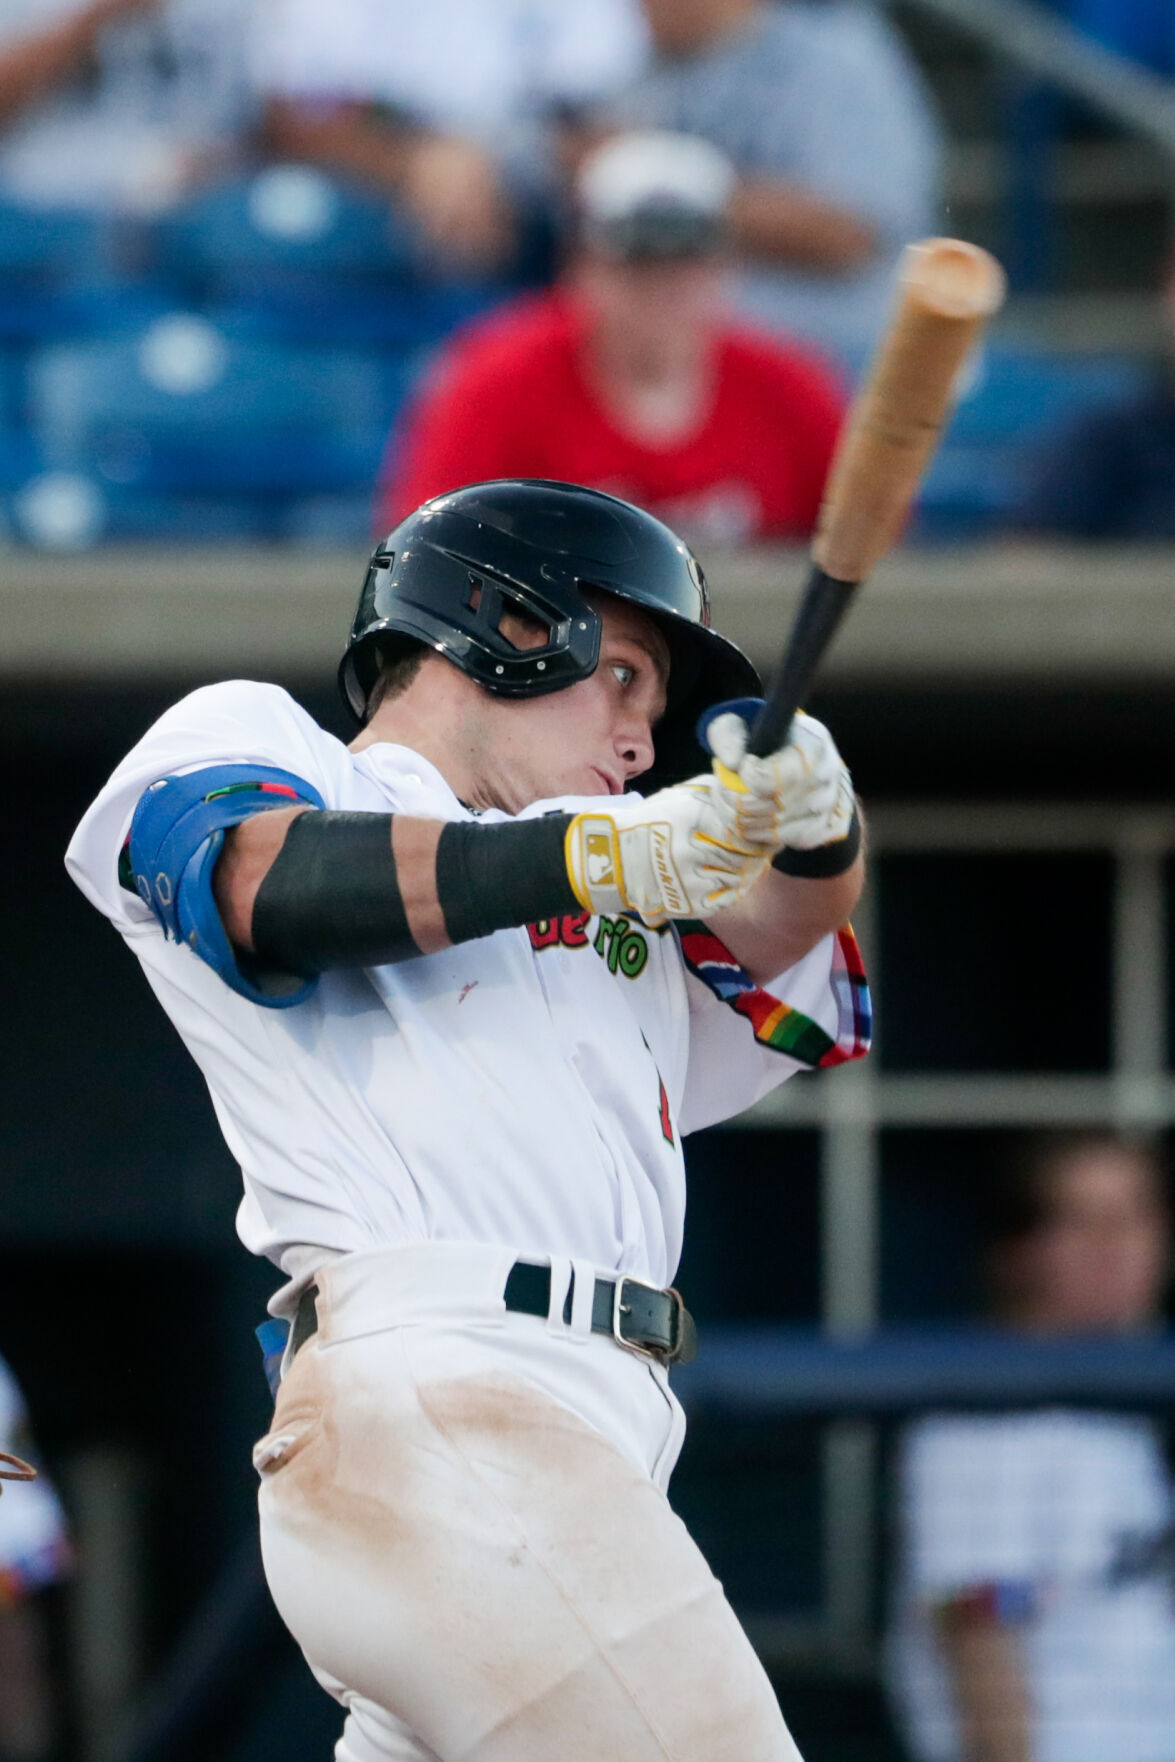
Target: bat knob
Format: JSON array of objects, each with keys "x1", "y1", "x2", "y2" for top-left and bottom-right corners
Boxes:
[{"x1": 695, "y1": 697, "x2": 766, "y2": 756}]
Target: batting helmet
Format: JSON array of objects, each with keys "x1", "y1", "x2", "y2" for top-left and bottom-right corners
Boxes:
[{"x1": 339, "y1": 479, "x2": 760, "y2": 782}]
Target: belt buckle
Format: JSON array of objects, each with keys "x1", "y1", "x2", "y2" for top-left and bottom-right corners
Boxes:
[{"x1": 612, "y1": 1276, "x2": 683, "y2": 1365}]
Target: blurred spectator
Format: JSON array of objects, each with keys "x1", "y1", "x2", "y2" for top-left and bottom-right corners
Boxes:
[
  {"x1": 0, "y1": 1353, "x2": 70, "y2": 1762},
  {"x1": 601, "y1": 0, "x2": 942, "y2": 361},
  {"x1": 1018, "y1": 258, "x2": 1175, "y2": 539},
  {"x1": 886, "y1": 1133, "x2": 1175, "y2": 1762},
  {"x1": 378, "y1": 131, "x2": 846, "y2": 545},
  {"x1": 0, "y1": 0, "x2": 255, "y2": 216},
  {"x1": 251, "y1": 0, "x2": 649, "y2": 275}
]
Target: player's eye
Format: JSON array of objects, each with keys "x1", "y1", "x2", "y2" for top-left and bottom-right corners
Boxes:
[{"x1": 611, "y1": 662, "x2": 636, "y2": 688}]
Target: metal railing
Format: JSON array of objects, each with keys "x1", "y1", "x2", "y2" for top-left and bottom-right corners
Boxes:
[
  {"x1": 719, "y1": 799, "x2": 1175, "y2": 1653},
  {"x1": 892, "y1": 0, "x2": 1175, "y2": 160}
]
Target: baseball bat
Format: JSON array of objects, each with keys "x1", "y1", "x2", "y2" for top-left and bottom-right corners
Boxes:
[{"x1": 744, "y1": 237, "x2": 1007, "y2": 759}]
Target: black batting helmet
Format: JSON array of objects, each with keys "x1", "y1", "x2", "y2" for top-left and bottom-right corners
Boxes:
[{"x1": 339, "y1": 479, "x2": 760, "y2": 782}]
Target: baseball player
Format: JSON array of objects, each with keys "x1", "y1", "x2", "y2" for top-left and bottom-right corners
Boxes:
[{"x1": 66, "y1": 479, "x2": 870, "y2": 1762}]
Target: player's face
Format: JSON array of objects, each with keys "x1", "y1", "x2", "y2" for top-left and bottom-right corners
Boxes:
[
  {"x1": 1006, "y1": 1151, "x2": 1169, "y2": 1332},
  {"x1": 470, "y1": 594, "x2": 671, "y2": 811}
]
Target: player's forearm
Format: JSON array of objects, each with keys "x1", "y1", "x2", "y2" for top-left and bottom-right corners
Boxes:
[
  {"x1": 214, "y1": 806, "x2": 582, "y2": 972},
  {"x1": 728, "y1": 179, "x2": 876, "y2": 272},
  {"x1": 940, "y1": 1617, "x2": 1032, "y2": 1762},
  {"x1": 262, "y1": 97, "x2": 419, "y2": 194},
  {"x1": 704, "y1": 850, "x2": 864, "y2": 985}
]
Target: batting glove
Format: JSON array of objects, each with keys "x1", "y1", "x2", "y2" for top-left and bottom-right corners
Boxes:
[
  {"x1": 565, "y1": 776, "x2": 770, "y2": 927},
  {"x1": 703, "y1": 703, "x2": 856, "y2": 857}
]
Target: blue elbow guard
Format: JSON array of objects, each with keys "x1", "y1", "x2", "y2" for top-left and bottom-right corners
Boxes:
[{"x1": 127, "y1": 764, "x2": 325, "y2": 1008}]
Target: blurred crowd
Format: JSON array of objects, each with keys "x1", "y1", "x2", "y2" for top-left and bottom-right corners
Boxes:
[
  {"x1": 5, "y1": 0, "x2": 1168, "y2": 550},
  {"x1": 1, "y1": 0, "x2": 1171, "y2": 551}
]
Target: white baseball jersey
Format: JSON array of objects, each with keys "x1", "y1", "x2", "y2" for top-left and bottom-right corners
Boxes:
[
  {"x1": 66, "y1": 681, "x2": 869, "y2": 1307},
  {"x1": 886, "y1": 1409, "x2": 1175, "y2": 1762},
  {"x1": 0, "y1": 1354, "x2": 70, "y2": 1601}
]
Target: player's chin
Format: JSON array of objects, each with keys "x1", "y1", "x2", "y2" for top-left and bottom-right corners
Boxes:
[{"x1": 587, "y1": 766, "x2": 625, "y2": 797}]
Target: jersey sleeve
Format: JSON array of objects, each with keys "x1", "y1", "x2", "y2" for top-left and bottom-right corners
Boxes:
[
  {"x1": 0, "y1": 1358, "x2": 70, "y2": 1601},
  {"x1": 675, "y1": 920, "x2": 870, "y2": 1136},
  {"x1": 895, "y1": 1415, "x2": 1053, "y2": 1620},
  {"x1": 65, "y1": 680, "x2": 346, "y2": 938}
]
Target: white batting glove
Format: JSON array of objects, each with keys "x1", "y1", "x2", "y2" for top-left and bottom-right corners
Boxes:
[
  {"x1": 706, "y1": 708, "x2": 856, "y2": 855},
  {"x1": 565, "y1": 777, "x2": 770, "y2": 926}
]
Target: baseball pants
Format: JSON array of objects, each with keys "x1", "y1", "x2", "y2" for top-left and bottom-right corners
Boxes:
[{"x1": 255, "y1": 1244, "x2": 805, "y2": 1762}]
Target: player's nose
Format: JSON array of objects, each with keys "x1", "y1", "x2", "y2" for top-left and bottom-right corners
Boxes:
[{"x1": 615, "y1": 716, "x2": 656, "y2": 783}]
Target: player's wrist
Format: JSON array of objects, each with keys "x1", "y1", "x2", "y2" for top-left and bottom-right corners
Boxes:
[{"x1": 771, "y1": 800, "x2": 862, "y2": 877}]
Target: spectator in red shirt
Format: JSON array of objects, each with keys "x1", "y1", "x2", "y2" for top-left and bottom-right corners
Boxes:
[{"x1": 377, "y1": 130, "x2": 846, "y2": 546}]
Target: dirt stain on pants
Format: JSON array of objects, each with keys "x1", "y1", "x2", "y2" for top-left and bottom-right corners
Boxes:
[{"x1": 256, "y1": 1328, "x2": 805, "y2": 1762}]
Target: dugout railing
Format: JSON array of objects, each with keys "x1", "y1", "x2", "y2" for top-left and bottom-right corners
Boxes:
[
  {"x1": 713, "y1": 801, "x2": 1175, "y2": 1661},
  {"x1": 671, "y1": 1326, "x2": 1175, "y2": 1762}
]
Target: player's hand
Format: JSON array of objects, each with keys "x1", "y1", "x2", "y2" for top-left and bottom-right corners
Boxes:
[
  {"x1": 564, "y1": 777, "x2": 770, "y2": 927},
  {"x1": 704, "y1": 703, "x2": 856, "y2": 854}
]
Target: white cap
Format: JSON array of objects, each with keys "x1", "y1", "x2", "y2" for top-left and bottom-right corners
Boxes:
[{"x1": 577, "y1": 131, "x2": 736, "y2": 259}]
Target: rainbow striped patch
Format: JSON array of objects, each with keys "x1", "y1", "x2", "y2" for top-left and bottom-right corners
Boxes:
[{"x1": 676, "y1": 922, "x2": 871, "y2": 1069}]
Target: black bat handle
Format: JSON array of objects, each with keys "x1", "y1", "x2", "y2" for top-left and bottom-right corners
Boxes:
[{"x1": 747, "y1": 568, "x2": 858, "y2": 757}]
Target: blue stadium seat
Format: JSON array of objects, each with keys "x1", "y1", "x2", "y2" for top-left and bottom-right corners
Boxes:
[
  {"x1": 915, "y1": 347, "x2": 1150, "y2": 539},
  {"x1": 155, "y1": 167, "x2": 418, "y2": 291},
  {"x1": 0, "y1": 203, "x2": 107, "y2": 277},
  {"x1": 0, "y1": 202, "x2": 177, "y2": 345},
  {"x1": 210, "y1": 281, "x2": 510, "y2": 349},
  {"x1": 4, "y1": 468, "x2": 277, "y2": 548},
  {"x1": 28, "y1": 315, "x2": 392, "y2": 496},
  {"x1": 0, "y1": 283, "x2": 180, "y2": 347},
  {"x1": 0, "y1": 348, "x2": 38, "y2": 491},
  {"x1": 154, "y1": 168, "x2": 514, "y2": 349},
  {"x1": 0, "y1": 430, "x2": 41, "y2": 492},
  {"x1": 1062, "y1": 0, "x2": 1175, "y2": 73}
]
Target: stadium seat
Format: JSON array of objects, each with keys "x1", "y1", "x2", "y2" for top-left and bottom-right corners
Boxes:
[
  {"x1": 154, "y1": 167, "x2": 418, "y2": 293},
  {"x1": 28, "y1": 314, "x2": 392, "y2": 497},
  {"x1": 4, "y1": 468, "x2": 276, "y2": 548},
  {"x1": 0, "y1": 202, "x2": 107, "y2": 277},
  {"x1": 0, "y1": 430, "x2": 41, "y2": 493},
  {"x1": 915, "y1": 347, "x2": 1150, "y2": 538},
  {"x1": 154, "y1": 167, "x2": 513, "y2": 348},
  {"x1": 0, "y1": 202, "x2": 176, "y2": 345},
  {"x1": 210, "y1": 281, "x2": 510, "y2": 350}
]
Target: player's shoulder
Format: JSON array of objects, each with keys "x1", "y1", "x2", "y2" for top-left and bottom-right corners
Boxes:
[
  {"x1": 111, "y1": 679, "x2": 348, "y2": 801},
  {"x1": 149, "y1": 678, "x2": 322, "y2": 740}
]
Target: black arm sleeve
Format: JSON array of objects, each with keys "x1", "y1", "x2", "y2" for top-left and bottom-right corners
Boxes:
[{"x1": 250, "y1": 810, "x2": 580, "y2": 977}]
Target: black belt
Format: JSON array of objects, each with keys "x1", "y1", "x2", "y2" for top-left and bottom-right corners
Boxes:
[
  {"x1": 504, "y1": 1262, "x2": 697, "y2": 1365},
  {"x1": 290, "y1": 1261, "x2": 697, "y2": 1367}
]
